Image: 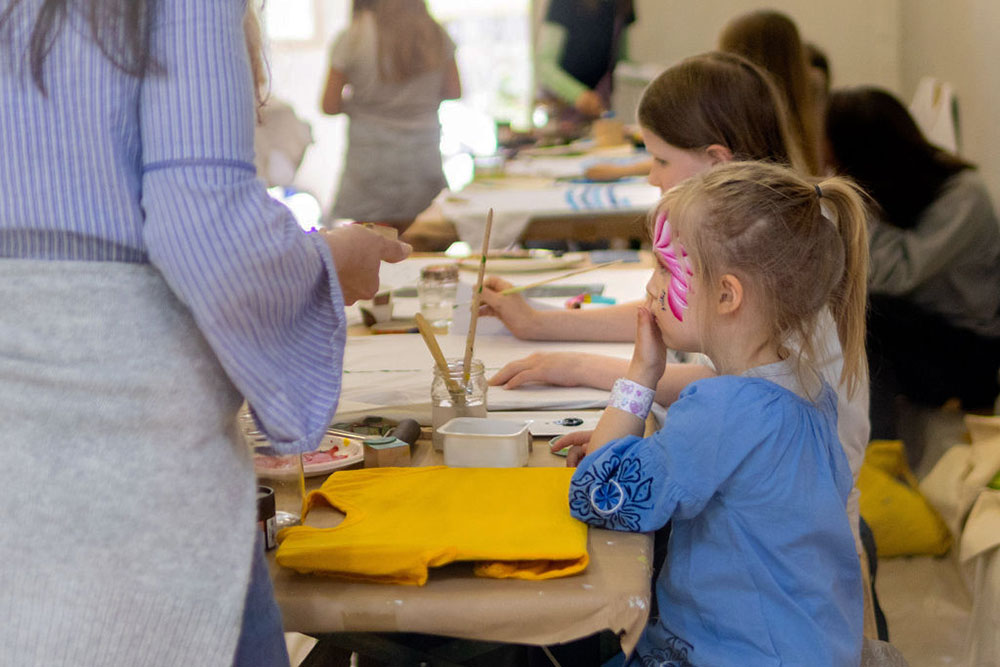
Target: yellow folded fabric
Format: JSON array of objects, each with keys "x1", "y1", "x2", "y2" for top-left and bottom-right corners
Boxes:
[
  {"x1": 275, "y1": 466, "x2": 589, "y2": 585},
  {"x1": 858, "y1": 440, "x2": 952, "y2": 558}
]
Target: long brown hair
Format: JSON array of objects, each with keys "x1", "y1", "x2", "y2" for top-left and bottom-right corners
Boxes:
[
  {"x1": 243, "y1": 1, "x2": 269, "y2": 111},
  {"x1": 3, "y1": 0, "x2": 268, "y2": 111},
  {"x1": 826, "y1": 86, "x2": 973, "y2": 229},
  {"x1": 637, "y1": 52, "x2": 806, "y2": 173},
  {"x1": 0, "y1": 0, "x2": 157, "y2": 92},
  {"x1": 659, "y1": 161, "x2": 869, "y2": 397},
  {"x1": 363, "y1": 0, "x2": 448, "y2": 82},
  {"x1": 719, "y1": 10, "x2": 820, "y2": 174}
]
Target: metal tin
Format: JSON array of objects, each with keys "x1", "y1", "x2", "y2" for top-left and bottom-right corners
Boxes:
[{"x1": 257, "y1": 485, "x2": 277, "y2": 550}]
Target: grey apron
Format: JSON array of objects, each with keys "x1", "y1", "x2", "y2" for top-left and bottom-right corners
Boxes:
[{"x1": 0, "y1": 259, "x2": 257, "y2": 667}]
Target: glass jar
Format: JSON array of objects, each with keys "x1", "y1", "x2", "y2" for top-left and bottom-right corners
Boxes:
[
  {"x1": 431, "y1": 358, "x2": 488, "y2": 451},
  {"x1": 418, "y1": 264, "x2": 459, "y2": 330}
]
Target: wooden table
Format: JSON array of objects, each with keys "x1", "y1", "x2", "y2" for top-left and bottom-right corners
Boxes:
[{"x1": 267, "y1": 432, "x2": 653, "y2": 664}]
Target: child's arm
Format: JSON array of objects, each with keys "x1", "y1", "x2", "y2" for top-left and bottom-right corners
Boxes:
[
  {"x1": 320, "y1": 67, "x2": 346, "y2": 115},
  {"x1": 479, "y1": 276, "x2": 639, "y2": 341},
  {"x1": 490, "y1": 354, "x2": 714, "y2": 406},
  {"x1": 586, "y1": 305, "x2": 666, "y2": 454},
  {"x1": 569, "y1": 378, "x2": 756, "y2": 534},
  {"x1": 583, "y1": 159, "x2": 652, "y2": 182}
]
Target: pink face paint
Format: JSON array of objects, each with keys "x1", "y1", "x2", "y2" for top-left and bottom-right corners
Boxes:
[{"x1": 653, "y1": 211, "x2": 694, "y2": 322}]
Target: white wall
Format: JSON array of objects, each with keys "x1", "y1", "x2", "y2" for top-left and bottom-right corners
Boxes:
[
  {"x1": 900, "y1": 0, "x2": 1000, "y2": 203},
  {"x1": 267, "y1": 0, "x2": 351, "y2": 212},
  {"x1": 626, "y1": 0, "x2": 902, "y2": 91},
  {"x1": 269, "y1": 1, "x2": 1000, "y2": 210}
]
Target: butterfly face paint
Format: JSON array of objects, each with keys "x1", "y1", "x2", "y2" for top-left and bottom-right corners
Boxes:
[{"x1": 652, "y1": 211, "x2": 694, "y2": 322}]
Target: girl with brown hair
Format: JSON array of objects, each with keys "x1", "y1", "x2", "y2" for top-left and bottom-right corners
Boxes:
[{"x1": 481, "y1": 52, "x2": 804, "y2": 350}]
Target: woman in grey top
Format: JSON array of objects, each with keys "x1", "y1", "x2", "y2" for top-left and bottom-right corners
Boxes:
[
  {"x1": 826, "y1": 87, "x2": 1000, "y2": 442},
  {"x1": 321, "y1": 0, "x2": 462, "y2": 233}
]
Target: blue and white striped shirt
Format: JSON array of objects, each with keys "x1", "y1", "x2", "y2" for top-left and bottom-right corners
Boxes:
[{"x1": 0, "y1": 0, "x2": 346, "y2": 453}]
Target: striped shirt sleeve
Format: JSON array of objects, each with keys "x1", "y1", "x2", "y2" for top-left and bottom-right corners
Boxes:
[{"x1": 139, "y1": 0, "x2": 345, "y2": 453}]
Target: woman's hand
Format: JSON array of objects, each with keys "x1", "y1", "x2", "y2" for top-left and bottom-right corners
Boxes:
[
  {"x1": 574, "y1": 89, "x2": 605, "y2": 118},
  {"x1": 321, "y1": 225, "x2": 412, "y2": 305},
  {"x1": 626, "y1": 306, "x2": 668, "y2": 389},
  {"x1": 478, "y1": 276, "x2": 543, "y2": 339},
  {"x1": 488, "y1": 352, "x2": 591, "y2": 388}
]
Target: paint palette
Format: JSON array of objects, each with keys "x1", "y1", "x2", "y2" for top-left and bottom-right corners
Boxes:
[{"x1": 253, "y1": 437, "x2": 363, "y2": 479}]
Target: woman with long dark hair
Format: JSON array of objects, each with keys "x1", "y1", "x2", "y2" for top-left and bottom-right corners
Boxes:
[
  {"x1": 0, "y1": 1, "x2": 409, "y2": 665},
  {"x1": 827, "y1": 87, "x2": 1000, "y2": 443}
]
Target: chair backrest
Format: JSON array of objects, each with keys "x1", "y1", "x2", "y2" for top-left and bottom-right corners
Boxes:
[{"x1": 909, "y1": 76, "x2": 960, "y2": 154}]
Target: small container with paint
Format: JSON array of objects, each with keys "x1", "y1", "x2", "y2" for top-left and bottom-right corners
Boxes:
[{"x1": 257, "y1": 486, "x2": 277, "y2": 550}]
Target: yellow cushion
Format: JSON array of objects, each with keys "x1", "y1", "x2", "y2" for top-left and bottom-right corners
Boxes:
[{"x1": 858, "y1": 440, "x2": 952, "y2": 557}]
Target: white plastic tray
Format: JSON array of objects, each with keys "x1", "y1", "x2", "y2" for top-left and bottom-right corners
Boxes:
[{"x1": 438, "y1": 417, "x2": 531, "y2": 468}]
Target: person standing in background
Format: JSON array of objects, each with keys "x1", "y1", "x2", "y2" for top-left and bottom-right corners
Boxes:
[
  {"x1": 536, "y1": 0, "x2": 635, "y2": 125},
  {"x1": 719, "y1": 9, "x2": 822, "y2": 174},
  {"x1": 0, "y1": 1, "x2": 410, "y2": 665},
  {"x1": 322, "y1": 0, "x2": 461, "y2": 234}
]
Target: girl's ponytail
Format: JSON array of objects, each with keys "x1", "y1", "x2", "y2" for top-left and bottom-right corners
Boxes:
[{"x1": 815, "y1": 178, "x2": 870, "y2": 397}]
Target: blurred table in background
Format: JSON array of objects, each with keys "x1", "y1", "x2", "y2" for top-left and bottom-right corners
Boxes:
[{"x1": 405, "y1": 143, "x2": 658, "y2": 252}]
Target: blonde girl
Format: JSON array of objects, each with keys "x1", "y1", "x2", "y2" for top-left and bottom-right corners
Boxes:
[
  {"x1": 321, "y1": 0, "x2": 461, "y2": 230},
  {"x1": 572, "y1": 161, "x2": 868, "y2": 664}
]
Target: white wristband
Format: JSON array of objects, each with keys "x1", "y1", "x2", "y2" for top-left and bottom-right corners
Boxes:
[{"x1": 609, "y1": 378, "x2": 655, "y2": 420}]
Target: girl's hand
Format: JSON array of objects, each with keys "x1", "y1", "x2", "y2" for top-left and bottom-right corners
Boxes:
[
  {"x1": 626, "y1": 306, "x2": 667, "y2": 389},
  {"x1": 550, "y1": 429, "x2": 593, "y2": 467},
  {"x1": 488, "y1": 352, "x2": 587, "y2": 388},
  {"x1": 478, "y1": 276, "x2": 542, "y2": 339}
]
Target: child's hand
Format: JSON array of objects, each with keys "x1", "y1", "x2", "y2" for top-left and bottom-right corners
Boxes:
[
  {"x1": 550, "y1": 429, "x2": 593, "y2": 467},
  {"x1": 626, "y1": 306, "x2": 667, "y2": 389},
  {"x1": 489, "y1": 352, "x2": 597, "y2": 389},
  {"x1": 478, "y1": 276, "x2": 542, "y2": 340}
]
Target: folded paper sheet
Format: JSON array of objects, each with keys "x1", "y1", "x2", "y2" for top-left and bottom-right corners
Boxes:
[{"x1": 276, "y1": 466, "x2": 589, "y2": 585}]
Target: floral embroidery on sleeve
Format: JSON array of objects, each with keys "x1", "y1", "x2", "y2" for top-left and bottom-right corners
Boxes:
[
  {"x1": 639, "y1": 634, "x2": 696, "y2": 667},
  {"x1": 570, "y1": 453, "x2": 654, "y2": 531}
]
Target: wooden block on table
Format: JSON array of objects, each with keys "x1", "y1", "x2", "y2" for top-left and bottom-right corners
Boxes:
[{"x1": 363, "y1": 437, "x2": 411, "y2": 468}]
